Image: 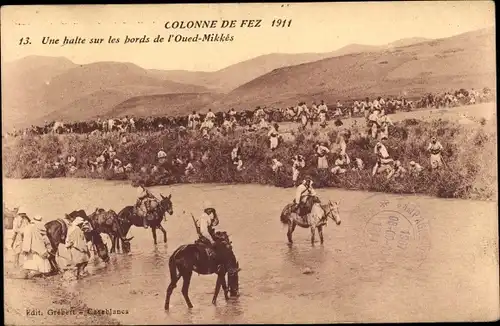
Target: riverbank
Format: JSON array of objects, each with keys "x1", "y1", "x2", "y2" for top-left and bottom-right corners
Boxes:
[{"x1": 2, "y1": 107, "x2": 497, "y2": 201}]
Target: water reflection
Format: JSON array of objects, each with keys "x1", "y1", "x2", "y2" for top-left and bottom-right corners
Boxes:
[
  {"x1": 5, "y1": 179, "x2": 492, "y2": 324},
  {"x1": 215, "y1": 298, "x2": 244, "y2": 322},
  {"x1": 285, "y1": 243, "x2": 333, "y2": 270}
]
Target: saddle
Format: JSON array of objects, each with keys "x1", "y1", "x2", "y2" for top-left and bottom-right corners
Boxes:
[
  {"x1": 296, "y1": 196, "x2": 321, "y2": 217},
  {"x1": 194, "y1": 238, "x2": 217, "y2": 261},
  {"x1": 92, "y1": 209, "x2": 115, "y2": 226},
  {"x1": 135, "y1": 198, "x2": 159, "y2": 220}
]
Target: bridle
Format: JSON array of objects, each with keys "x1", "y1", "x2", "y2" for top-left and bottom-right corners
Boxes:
[{"x1": 324, "y1": 201, "x2": 339, "y2": 222}]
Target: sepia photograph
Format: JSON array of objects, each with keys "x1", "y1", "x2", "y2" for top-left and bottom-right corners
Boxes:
[{"x1": 1, "y1": 2, "x2": 498, "y2": 324}]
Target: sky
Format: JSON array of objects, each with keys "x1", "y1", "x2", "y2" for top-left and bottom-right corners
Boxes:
[{"x1": 1, "y1": 2, "x2": 495, "y2": 72}]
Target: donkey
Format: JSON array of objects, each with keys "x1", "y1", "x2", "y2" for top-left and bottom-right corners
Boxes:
[{"x1": 280, "y1": 197, "x2": 341, "y2": 245}]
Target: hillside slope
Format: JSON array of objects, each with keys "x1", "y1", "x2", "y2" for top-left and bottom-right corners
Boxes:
[
  {"x1": 221, "y1": 28, "x2": 495, "y2": 108},
  {"x1": 2, "y1": 56, "x2": 77, "y2": 127},
  {"x1": 3, "y1": 60, "x2": 212, "y2": 127},
  {"x1": 152, "y1": 38, "x2": 431, "y2": 92}
]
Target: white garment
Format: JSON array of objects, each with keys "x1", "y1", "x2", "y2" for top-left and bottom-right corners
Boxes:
[
  {"x1": 231, "y1": 148, "x2": 240, "y2": 161},
  {"x1": 185, "y1": 163, "x2": 195, "y2": 175},
  {"x1": 205, "y1": 112, "x2": 215, "y2": 120},
  {"x1": 295, "y1": 183, "x2": 317, "y2": 204},
  {"x1": 269, "y1": 136, "x2": 279, "y2": 150},
  {"x1": 375, "y1": 142, "x2": 390, "y2": 158},
  {"x1": 235, "y1": 159, "x2": 243, "y2": 171},
  {"x1": 271, "y1": 160, "x2": 283, "y2": 172},
  {"x1": 196, "y1": 213, "x2": 214, "y2": 243}
]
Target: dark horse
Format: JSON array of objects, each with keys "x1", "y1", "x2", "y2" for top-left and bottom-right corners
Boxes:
[
  {"x1": 164, "y1": 231, "x2": 240, "y2": 310},
  {"x1": 87, "y1": 208, "x2": 134, "y2": 253},
  {"x1": 117, "y1": 194, "x2": 173, "y2": 245},
  {"x1": 45, "y1": 216, "x2": 110, "y2": 274}
]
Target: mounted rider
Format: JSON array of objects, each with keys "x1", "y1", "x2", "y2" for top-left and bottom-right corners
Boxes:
[
  {"x1": 194, "y1": 201, "x2": 230, "y2": 272},
  {"x1": 292, "y1": 176, "x2": 320, "y2": 218},
  {"x1": 194, "y1": 201, "x2": 219, "y2": 247},
  {"x1": 135, "y1": 184, "x2": 159, "y2": 229}
]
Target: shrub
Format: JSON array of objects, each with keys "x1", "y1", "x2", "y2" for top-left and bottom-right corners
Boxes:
[{"x1": 2, "y1": 118, "x2": 496, "y2": 200}]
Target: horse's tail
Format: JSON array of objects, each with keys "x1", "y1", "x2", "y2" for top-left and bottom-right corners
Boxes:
[
  {"x1": 169, "y1": 246, "x2": 185, "y2": 282},
  {"x1": 280, "y1": 204, "x2": 291, "y2": 225},
  {"x1": 168, "y1": 254, "x2": 179, "y2": 283}
]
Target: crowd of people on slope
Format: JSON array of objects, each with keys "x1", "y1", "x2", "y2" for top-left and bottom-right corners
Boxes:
[
  {"x1": 35, "y1": 92, "x2": 447, "y2": 189},
  {"x1": 5, "y1": 87, "x2": 493, "y2": 138}
]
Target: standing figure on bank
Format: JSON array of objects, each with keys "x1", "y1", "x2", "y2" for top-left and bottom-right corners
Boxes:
[
  {"x1": 315, "y1": 143, "x2": 330, "y2": 169},
  {"x1": 291, "y1": 155, "x2": 306, "y2": 186},
  {"x1": 427, "y1": 136, "x2": 444, "y2": 169}
]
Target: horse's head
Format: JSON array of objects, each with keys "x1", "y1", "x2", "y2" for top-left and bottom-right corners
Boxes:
[
  {"x1": 116, "y1": 208, "x2": 134, "y2": 254},
  {"x1": 325, "y1": 200, "x2": 341, "y2": 225},
  {"x1": 92, "y1": 231, "x2": 110, "y2": 263},
  {"x1": 121, "y1": 237, "x2": 133, "y2": 254},
  {"x1": 159, "y1": 194, "x2": 173, "y2": 217},
  {"x1": 213, "y1": 231, "x2": 239, "y2": 296},
  {"x1": 214, "y1": 231, "x2": 231, "y2": 248},
  {"x1": 227, "y1": 260, "x2": 241, "y2": 298},
  {"x1": 85, "y1": 225, "x2": 110, "y2": 263}
]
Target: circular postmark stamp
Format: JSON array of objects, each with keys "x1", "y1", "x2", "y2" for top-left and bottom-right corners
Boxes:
[{"x1": 352, "y1": 194, "x2": 431, "y2": 270}]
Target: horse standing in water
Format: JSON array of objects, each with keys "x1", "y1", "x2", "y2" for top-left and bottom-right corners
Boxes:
[
  {"x1": 117, "y1": 194, "x2": 173, "y2": 245},
  {"x1": 280, "y1": 197, "x2": 341, "y2": 245},
  {"x1": 45, "y1": 215, "x2": 110, "y2": 274},
  {"x1": 86, "y1": 208, "x2": 134, "y2": 253},
  {"x1": 164, "y1": 231, "x2": 240, "y2": 310}
]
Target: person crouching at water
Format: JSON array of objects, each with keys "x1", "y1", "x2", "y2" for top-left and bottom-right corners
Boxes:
[
  {"x1": 10, "y1": 207, "x2": 31, "y2": 268},
  {"x1": 331, "y1": 154, "x2": 350, "y2": 175},
  {"x1": 233, "y1": 157, "x2": 244, "y2": 171},
  {"x1": 271, "y1": 158, "x2": 283, "y2": 173},
  {"x1": 388, "y1": 160, "x2": 406, "y2": 180},
  {"x1": 409, "y1": 161, "x2": 424, "y2": 176},
  {"x1": 21, "y1": 215, "x2": 52, "y2": 278},
  {"x1": 65, "y1": 217, "x2": 91, "y2": 279}
]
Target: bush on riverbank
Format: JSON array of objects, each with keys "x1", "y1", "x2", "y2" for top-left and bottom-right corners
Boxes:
[{"x1": 2, "y1": 118, "x2": 496, "y2": 200}]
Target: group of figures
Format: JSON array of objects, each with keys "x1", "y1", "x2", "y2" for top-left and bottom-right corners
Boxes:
[
  {"x1": 6, "y1": 177, "x2": 344, "y2": 310},
  {"x1": 6, "y1": 87, "x2": 492, "y2": 138}
]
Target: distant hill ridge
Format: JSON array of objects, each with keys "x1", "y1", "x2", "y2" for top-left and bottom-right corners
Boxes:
[{"x1": 2, "y1": 28, "x2": 494, "y2": 129}]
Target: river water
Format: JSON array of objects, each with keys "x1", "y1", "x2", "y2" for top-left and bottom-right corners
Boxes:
[{"x1": 3, "y1": 178, "x2": 499, "y2": 324}]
